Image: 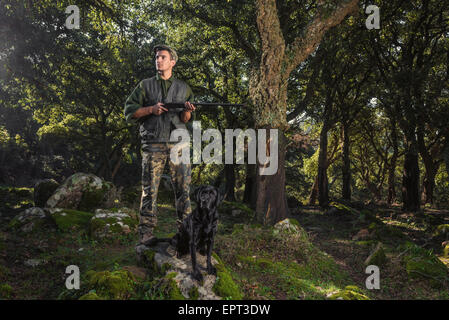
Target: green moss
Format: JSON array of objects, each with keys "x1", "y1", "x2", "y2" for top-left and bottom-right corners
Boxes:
[
  {"x1": 188, "y1": 286, "x2": 199, "y2": 300},
  {"x1": 86, "y1": 269, "x2": 136, "y2": 299},
  {"x1": 365, "y1": 243, "x2": 387, "y2": 266},
  {"x1": 329, "y1": 201, "x2": 353, "y2": 213},
  {"x1": 232, "y1": 223, "x2": 245, "y2": 235},
  {"x1": 433, "y1": 224, "x2": 449, "y2": 238},
  {"x1": 51, "y1": 209, "x2": 94, "y2": 232},
  {"x1": 79, "y1": 184, "x2": 109, "y2": 212},
  {"x1": 329, "y1": 285, "x2": 370, "y2": 300},
  {"x1": 0, "y1": 283, "x2": 13, "y2": 299},
  {"x1": 212, "y1": 253, "x2": 243, "y2": 300},
  {"x1": 160, "y1": 272, "x2": 184, "y2": 300},
  {"x1": 79, "y1": 291, "x2": 103, "y2": 300},
  {"x1": 402, "y1": 243, "x2": 449, "y2": 287},
  {"x1": 288, "y1": 218, "x2": 301, "y2": 227}
]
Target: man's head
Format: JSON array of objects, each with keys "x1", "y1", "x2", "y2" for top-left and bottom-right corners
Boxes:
[{"x1": 154, "y1": 44, "x2": 178, "y2": 74}]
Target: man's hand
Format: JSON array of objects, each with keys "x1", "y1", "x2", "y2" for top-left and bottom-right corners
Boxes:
[
  {"x1": 184, "y1": 101, "x2": 196, "y2": 112},
  {"x1": 180, "y1": 102, "x2": 195, "y2": 123},
  {"x1": 151, "y1": 102, "x2": 168, "y2": 115}
]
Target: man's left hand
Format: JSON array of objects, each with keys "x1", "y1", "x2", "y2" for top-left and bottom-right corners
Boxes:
[{"x1": 184, "y1": 101, "x2": 196, "y2": 112}]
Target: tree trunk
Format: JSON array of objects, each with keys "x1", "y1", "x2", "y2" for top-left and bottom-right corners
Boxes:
[
  {"x1": 255, "y1": 129, "x2": 288, "y2": 224},
  {"x1": 243, "y1": 163, "x2": 257, "y2": 207},
  {"x1": 318, "y1": 124, "x2": 330, "y2": 208},
  {"x1": 387, "y1": 119, "x2": 399, "y2": 205},
  {"x1": 342, "y1": 121, "x2": 351, "y2": 200},
  {"x1": 224, "y1": 164, "x2": 236, "y2": 201},
  {"x1": 401, "y1": 133, "x2": 420, "y2": 211},
  {"x1": 308, "y1": 175, "x2": 318, "y2": 205}
]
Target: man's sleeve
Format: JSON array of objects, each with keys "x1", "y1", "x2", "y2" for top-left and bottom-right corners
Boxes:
[
  {"x1": 185, "y1": 84, "x2": 195, "y2": 123},
  {"x1": 124, "y1": 81, "x2": 145, "y2": 123}
]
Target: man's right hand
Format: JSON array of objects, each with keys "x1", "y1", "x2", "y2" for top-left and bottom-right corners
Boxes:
[{"x1": 150, "y1": 102, "x2": 168, "y2": 115}]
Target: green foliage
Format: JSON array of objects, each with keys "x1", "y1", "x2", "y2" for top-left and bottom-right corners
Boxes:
[
  {"x1": 51, "y1": 209, "x2": 94, "y2": 232},
  {"x1": 84, "y1": 269, "x2": 136, "y2": 300}
]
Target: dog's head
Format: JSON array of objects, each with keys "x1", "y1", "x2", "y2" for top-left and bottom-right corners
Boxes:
[{"x1": 194, "y1": 185, "x2": 223, "y2": 212}]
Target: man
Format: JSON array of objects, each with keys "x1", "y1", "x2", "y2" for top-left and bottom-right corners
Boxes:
[{"x1": 124, "y1": 44, "x2": 195, "y2": 252}]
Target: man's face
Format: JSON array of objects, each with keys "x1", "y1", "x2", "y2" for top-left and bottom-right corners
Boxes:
[{"x1": 155, "y1": 50, "x2": 175, "y2": 73}]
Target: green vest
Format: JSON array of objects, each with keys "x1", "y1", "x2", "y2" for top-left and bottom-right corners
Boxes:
[{"x1": 138, "y1": 76, "x2": 188, "y2": 146}]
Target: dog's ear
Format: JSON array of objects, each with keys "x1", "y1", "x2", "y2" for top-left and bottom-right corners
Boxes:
[{"x1": 194, "y1": 185, "x2": 204, "y2": 203}]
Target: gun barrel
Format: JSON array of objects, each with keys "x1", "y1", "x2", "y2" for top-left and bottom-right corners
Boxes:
[{"x1": 163, "y1": 102, "x2": 245, "y2": 111}]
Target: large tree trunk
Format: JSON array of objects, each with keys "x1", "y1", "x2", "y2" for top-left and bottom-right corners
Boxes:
[
  {"x1": 255, "y1": 128, "x2": 288, "y2": 224},
  {"x1": 224, "y1": 164, "x2": 236, "y2": 201},
  {"x1": 387, "y1": 119, "x2": 399, "y2": 205},
  {"x1": 308, "y1": 175, "x2": 319, "y2": 205},
  {"x1": 318, "y1": 124, "x2": 330, "y2": 208},
  {"x1": 250, "y1": 0, "x2": 359, "y2": 224},
  {"x1": 401, "y1": 133, "x2": 420, "y2": 211},
  {"x1": 342, "y1": 121, "x2": 351, "y2": 200},
  {"x1": 243, "y1": 163, "x2": 257, "y2": 207}
]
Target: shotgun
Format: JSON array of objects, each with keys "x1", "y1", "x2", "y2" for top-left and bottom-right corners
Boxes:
[{"x1": 162, "y1": 102, "x2": 245, "y2": 112}]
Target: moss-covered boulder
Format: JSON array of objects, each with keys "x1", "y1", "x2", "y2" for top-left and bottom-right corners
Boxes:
[
  {"x1": 0, "y1": 283, "x2": 13, "y2": 299},
  {"x1": 402, "y1": 243, "x2": 449, "y2": 287},
  {"x1": 82, "y1": 269, "x2": 136, "y2": 300},
  {"x1": 8, "y1": 207, "x2": 47, "y2": 233},
  {"x1": 49, "y1": 208, "x2": 94, "y2": 232},
  {"x1": 364, "y1": 242, "x2": 387, "y2": 267},
  {"x1": 137, "y1": 242, "x2": 241, "y2": 300},
  {"x1": 33, "y1": 179, "x2": 59, "y2": 207},
  {"x1": 328, "y1": 285, "x2": 370, "y2": 300},
  {"x1": 432, "y1": 224, "x2": 449, "y2": 239},
  {"x1": 90, "y1": 209, "x2": 138, "y2": 240},
  {"x1": 273, "y1": 218, "x2": 303, "y2": 236},
  {"x1": 46, "y1": 173, "x2": 112, "y2": 211},
  {"x1": 212, "y1": 253, "x2": 243, "y2": 300}
]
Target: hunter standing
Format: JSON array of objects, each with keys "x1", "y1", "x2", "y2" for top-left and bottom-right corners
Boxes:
[{"x1": 124, "y1": 45, "x2": 195, "y2": 254}]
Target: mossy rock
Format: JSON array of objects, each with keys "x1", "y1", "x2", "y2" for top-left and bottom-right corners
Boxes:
[
  {"x1": 157, "y1": 272, "x2": 185, "y2": 300},
  {"x1": 8, "y1": 207, "x2": 48, "y2": 233},
  {"x1": 0, "y1": 283, "x2": 13, "y2": 299},
  {"x1": 402, "y1": 243, "x2": 449, "y2": 287},
  {"x1": 328, "y1": 285, "x2": 370, "y2": 300},
  {"x1": 34, "y1": 179, "x2": 59, "y2": 207},
  {"x1": 364, "y1": 242, "x2": 387, "y2": 267},
  {"x1": 79, "y1": 291, "x2": 103, "y2": 300},
  {"x1": 85, "y1": 269, "x2": 136, "y2": 299},
  {"x1": 212, "y1": 252, "x2": 243, "y2": 300},
  {"x1": 433, "y1": 224, "x2": 449, "y2": 239},
  {"x1": 329, "y1": 201, "x2": 353, "y2": 214},
  {"x1": 89, "y1": 209, "x2": 138, "y2": 240},
  {"x1": 50, "y1": 209, "x2": 94, "y2": 232},
  {"x1": 220, "y1": 201, "x2": 255, "y2": 219},
  {"x1": 46, "y1": 173, "x2": 111, "y2": 211}
]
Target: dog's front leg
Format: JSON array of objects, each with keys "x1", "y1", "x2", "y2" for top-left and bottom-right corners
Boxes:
[
  {"x1": 190, "y1": 230, "x2": 203, "y2": 282},
  {"x1": 206, "y1": 234, "x2": 217, "y2": 275}
]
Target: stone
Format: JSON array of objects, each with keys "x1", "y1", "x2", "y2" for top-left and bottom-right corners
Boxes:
[
  {"x1": 137, "y1": 241, "x2": 241, "y2": 300},
  {"x1": 352, "y1": 229, "x2": 371, "y2": 241},
  {"x1": 33, "y1": 179, "x2": 59, "y2": 207},
  {"x1": 8, "y1": 207, "x2": 47, "y2": 233},
  {"x1": 46, "y1": 173, "x2": 112, "y2": 211},
  {"x1": 90, "y1": 208, "x2": 138, "y2": 239},
  {"x1": 273, "y1": 218, "x2": 302, "y2": 235},
  {"x1": 364, "y1": 242, "x2": 387, "y2": 266},
  {"x1": 24, "y1": 259, "x2": 46, "y2": 267}
]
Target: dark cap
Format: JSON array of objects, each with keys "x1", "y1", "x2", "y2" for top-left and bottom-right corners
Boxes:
[{"x1": 153, "y1": 44, "x2": 178, "y2": 62}]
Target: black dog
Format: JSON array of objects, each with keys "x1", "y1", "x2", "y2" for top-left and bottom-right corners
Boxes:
[{"x1": 172, "y1": 185, "x2": 222, "y2": 282}]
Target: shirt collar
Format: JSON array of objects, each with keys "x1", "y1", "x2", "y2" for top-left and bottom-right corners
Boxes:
[{"x1": 156, "y1": 73, "x2": 173, "y2": 81}]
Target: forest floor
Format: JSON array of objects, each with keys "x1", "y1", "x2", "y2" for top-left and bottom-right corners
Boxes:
[{"x1": 1, "y1": 186, "x2": 449, "y2": 300}]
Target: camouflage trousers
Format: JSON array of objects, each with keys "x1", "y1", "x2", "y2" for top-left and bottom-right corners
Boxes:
[{"x1": 139, "y1": 143, "x2": 192, "y2": 241}]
